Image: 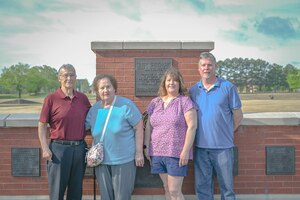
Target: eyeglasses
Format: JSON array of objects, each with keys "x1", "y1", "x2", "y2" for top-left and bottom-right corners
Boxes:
[{"x1": 60, "y1": 73, "x2": 76, "y2": 78}]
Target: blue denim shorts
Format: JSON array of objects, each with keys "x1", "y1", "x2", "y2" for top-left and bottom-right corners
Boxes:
[{"x1": 151, "y1": 156, "x2": 188, "y2": 176}]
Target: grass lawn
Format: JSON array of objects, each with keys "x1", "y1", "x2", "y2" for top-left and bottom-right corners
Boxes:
[
  {"x1": 0, "y1": 93, "x2": 299, "y2": 114},
  {"x1": 240, "y1": 92, "x2": 300, "y2": 113}
]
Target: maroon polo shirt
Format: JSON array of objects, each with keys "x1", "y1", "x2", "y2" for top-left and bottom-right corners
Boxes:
[{"x1": 39, "y1": 89, "x2": 91, "y2": 140}]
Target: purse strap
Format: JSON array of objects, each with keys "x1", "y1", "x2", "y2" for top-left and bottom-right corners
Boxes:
[{"x1": 99, "y1": 95, "x2": 116, "y2": 143}]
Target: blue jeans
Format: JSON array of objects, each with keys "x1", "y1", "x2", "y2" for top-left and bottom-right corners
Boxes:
[{"x1": 194, "y1": 147, "x2": 236, "y2": 200}]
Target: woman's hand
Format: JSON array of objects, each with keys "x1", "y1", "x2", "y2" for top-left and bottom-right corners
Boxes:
[
  {"x1": 179, "y1": 151, "x2": 189, "y2": 167},
  {"x1": 134, "y1": 120, "x2": 144, "y2": 167},
  {"x1": 135, "y1": 151, "x2": 144, "y2": 167},
  {"x1": 144, "y1": 147, "x2": 151, "y2": 164}
]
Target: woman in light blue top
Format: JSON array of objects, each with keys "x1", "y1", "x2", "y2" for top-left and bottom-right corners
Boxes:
[{"x1": 85, "y1": 74, "x2": 144, "y2": 200}]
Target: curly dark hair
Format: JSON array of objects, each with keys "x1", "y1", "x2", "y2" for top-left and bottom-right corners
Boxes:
[{"x1": 92, "y1": 74, "x2": 118, "y2": 100}]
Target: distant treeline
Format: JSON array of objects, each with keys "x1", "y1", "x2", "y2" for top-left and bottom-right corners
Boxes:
[
  {"x1": 217, "y1": 58, "x2": 300, "y2": 93},
  {"x1": 0, "y1": 63, "x2": 90, "y2": 98}
]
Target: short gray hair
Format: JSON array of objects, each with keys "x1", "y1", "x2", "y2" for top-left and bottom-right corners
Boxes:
[
  {"x1": 199, "y1": 52, "x2": 216, "y2": 64},
  {"x1": 58, "y1": 64, "x2": 76, "y2": 76}
]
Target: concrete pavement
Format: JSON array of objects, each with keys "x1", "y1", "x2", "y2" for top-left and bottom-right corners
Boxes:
[{"x1": 1, "y1": 195, "x2": 300, "y2": 200}]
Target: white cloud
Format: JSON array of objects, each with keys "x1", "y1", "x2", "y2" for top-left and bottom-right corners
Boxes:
[{"x1": 213, "y1": 0, "x2": 245, "y2": 6}]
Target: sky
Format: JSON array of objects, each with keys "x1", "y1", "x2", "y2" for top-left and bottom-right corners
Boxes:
[{"x1": 1, "y1": 0, "x2": 300, "y2": 83}]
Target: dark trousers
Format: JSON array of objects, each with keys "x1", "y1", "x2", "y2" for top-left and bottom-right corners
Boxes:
[{"x1": 47, "y1": 141, "x2": 87, "y2": 200}]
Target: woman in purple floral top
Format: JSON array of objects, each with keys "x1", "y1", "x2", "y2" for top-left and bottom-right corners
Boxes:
[{"x1": 144, "y1": 67, "x2": 197, "y2": 200}]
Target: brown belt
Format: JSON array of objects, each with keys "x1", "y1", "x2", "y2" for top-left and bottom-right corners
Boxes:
[{"x1": 51, "y1": 139, "x2": 83, "y2": 146}]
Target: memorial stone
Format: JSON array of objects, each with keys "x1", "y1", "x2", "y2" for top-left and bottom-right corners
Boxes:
[
  {"x1": 266, "y1": 146, "x2": 295, "y2": 175},
  {"x1": 11, "y1": 148, "x2": 40, "y2": 177},
  {"x1": 135, "y1": 58, "x2": 172, "y2": 96}
]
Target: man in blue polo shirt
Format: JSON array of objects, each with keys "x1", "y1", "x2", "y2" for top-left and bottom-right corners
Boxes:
[{"x1": 190, "y1": 52, "x2": 243, "y2": 200}]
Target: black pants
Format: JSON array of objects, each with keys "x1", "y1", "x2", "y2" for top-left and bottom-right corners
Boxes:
[{"x1": 47, "y1": 141, "x2": 87, "y2": 200}]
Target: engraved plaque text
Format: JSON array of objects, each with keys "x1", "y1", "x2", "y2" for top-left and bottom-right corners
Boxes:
[
  {"x1": 266, "y1": 146, "x2": 295, "y2": 175},
  {"x1": 12, "y1": 148, "x2": 40, "y2": 177},
  {"x1": 135, "y1": 58, "x2": 172, "y2": 96}
]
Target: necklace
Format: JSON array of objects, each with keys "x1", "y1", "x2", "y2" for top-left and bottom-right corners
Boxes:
[{"x1": 162, "y1": 95, "x2": 178, "y2": 109}]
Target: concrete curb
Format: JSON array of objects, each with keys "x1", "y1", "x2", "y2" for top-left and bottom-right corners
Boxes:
[{"x1": 1, "y1": 195, "x2": 300, "y2": 200}]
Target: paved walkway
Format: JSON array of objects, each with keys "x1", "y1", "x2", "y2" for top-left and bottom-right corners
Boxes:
[{"x1": 1, "y1": 195, "x2": 300, "y2": 200}]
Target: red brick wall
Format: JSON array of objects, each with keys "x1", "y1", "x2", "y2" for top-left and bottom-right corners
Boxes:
[
  {"x1": 233, "y1": 125, "x2": 300, "y2": 194},
  {"x1": 1, "y1": 125, "x2": 300, "y2": 195},
  {"x1": 0, "y1": 127, "x2": 48, "y2": 195},
  {"x1": 0, "y1": 128, "x2": 96, "y2": 196}
]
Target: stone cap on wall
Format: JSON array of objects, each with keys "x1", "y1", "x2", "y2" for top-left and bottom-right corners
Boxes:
[
  {"x1": 242, "y1": 112, "x2": 300, "y2": 126},
  {"x1": 0, "y1": 113, "x2": 40, "y2": 127},
  {"x1": 91, "y1": 41, "x2": 214, "y2": 52},
  {"x1": 0, "y1": 114, "x2": 9, "y2": 127},
  {"x1": 0, "y1": 112, "x2": 299, "y2": 128}
]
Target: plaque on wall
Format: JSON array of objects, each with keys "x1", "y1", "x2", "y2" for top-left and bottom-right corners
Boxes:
[
  {"x1": 11, "y1": 148, "x2": 40, "y2": 177},
  {"x1": 266, "y1": 146, "x2": 295, "y2": 175},
  {"x1": 135, "y1": 58, "x2": 172, "y2": 96},
  {"x1": 135, "y1": 157, "x2": 163, "y2": 188}
]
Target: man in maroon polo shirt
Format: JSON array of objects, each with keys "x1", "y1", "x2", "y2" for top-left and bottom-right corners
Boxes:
[{"x1": 38, "y1": 64, "x2": 91, "y2": 200}]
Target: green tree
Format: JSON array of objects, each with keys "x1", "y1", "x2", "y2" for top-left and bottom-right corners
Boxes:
[
  {"x1": 25, "y1": 65, "x2": 59, "y2": 94},
  {"x1": 39, "y1": 65, "x2": 59, "y2": 93},
  {"x1": 266, "y1": 64, "x2": 288, "y2": 92},
  {"x1": 217, "y1": 58, "x2": 292, "y2": 93},
  {"x1": 76, "y1": 79, "x2": 90, "y2": 93},
  {"x1": 287, "y1": 68, "x2": 300, "y2": 91},
  {"x1": 255, "y1": 59, "x2": 272, "y2": 92},
  {"x1": 25, "y1": 66, "x2": 45, "y2": 95},
  {"x1": 0, "y1": 63, "x2": 29, "y2": 98}
]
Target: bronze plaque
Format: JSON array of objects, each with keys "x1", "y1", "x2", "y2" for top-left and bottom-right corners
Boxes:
[
  {"x1": 11, "y1": 148, "x2": 40, "y2": 177},
  {"x1": 135, "y1": 58, "x2": 172, "y2": 96},
  {"x1": 266, "y1": 146, "x2": 295, "y2": 175}
]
